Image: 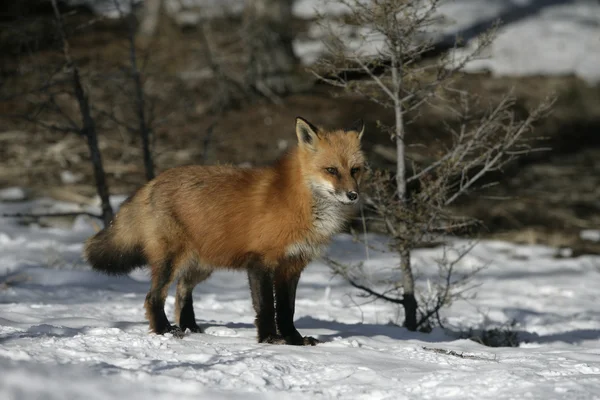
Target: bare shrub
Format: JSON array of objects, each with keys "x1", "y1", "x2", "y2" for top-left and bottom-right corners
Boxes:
[{"x1": 316, "y1": 0, "x2": 554, "y2": 331}]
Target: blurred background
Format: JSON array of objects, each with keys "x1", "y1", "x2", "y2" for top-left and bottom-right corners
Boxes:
[{"x1": 1, "y1": 0, "x2": 599, "y2": 252}]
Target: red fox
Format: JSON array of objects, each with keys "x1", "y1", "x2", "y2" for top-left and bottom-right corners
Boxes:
[{"x1": 84, "y1": 117, "x2": 366, "y2": 345}]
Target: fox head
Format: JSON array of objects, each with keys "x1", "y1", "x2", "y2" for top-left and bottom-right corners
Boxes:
[{"x1": 295, "y1": 116, "x2": 366, "y2": 205}]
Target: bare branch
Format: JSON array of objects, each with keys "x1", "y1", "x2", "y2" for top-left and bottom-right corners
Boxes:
[
  {"x1": 348, "y1": 278, "x2": 405, "y2": 305},
  {"x1": 355, "y1": 57, "x2": 395, "y2": 100},
  {"x1": 2, "y1": 211, "x2": 102, "y2": 220}
]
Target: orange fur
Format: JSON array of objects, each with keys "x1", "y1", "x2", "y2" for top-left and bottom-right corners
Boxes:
[{"x1": 84, "y1": 117, "x2": 366, "y2": 336}]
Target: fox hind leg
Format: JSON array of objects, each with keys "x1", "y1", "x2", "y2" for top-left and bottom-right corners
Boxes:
[
  {"x1": 175, "y1": 267, "x2": 212, "y2": 333},
  {"x1": 144, "y1": 254, "x2": 182, "y2": 337}
]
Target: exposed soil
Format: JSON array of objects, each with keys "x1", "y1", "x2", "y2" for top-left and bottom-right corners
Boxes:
[{"x1": 1, "y1": 9, "x2": 600, "y2": 253}]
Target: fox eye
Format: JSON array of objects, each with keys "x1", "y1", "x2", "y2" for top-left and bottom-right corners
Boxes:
[
  {"x1": 325, "y1": 167, "x2": 338, "y2": 176},
  {"x1": 351, "y1": 167, "x2": 361, "y2": 176}
]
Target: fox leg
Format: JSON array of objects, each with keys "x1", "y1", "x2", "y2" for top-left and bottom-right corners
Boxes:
[
  {"x1": 248, "y1": 268, "x2": 284, "y2": 344},
  {"x1": 144, "y1": 254, "x2": 182, "y2": 337},
  {"x1": 175, "y1": 268, "x2": 212, "y2": 333},
  {"x1": 274, "y1": 265, "x2": 319, "y2": 346}
]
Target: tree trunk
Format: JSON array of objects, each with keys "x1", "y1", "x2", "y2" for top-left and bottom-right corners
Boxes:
[
  {"x1": 391, "y1": 47, "x2": 417, "y2": 330},
  {"x1": 51, "y1": 0, "x2": 114, "y2": 227},
  {"x1": 394, "y1": 96, "x2": 406, "y2": 201},
  {"x1": 75, "y1": 68, "x2": 114, "y2": 227},
  {"x1": 400, "y1": 247, "x2": 417, "y2": 330},
  {"x1": 395, "y1": 96, "x2": 417, "y2": 330},
  {"x1": 244, "y1": 0, "x2": 298, "y2": 95},
  {"x1": 126, "y1": 11, "x2": 154, "y2": 181}
]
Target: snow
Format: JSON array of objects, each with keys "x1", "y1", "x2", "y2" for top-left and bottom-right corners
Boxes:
[
  {"x1": 60, "y1": 170, "x2": 84, "y2": 185},
  {"x1": 294, "y1": 0, "x2": 363, "y2": 18},
  {"x1": 68, "y1": 0, "x2": 600, "y2": 83},
  {"x1": 2, "y1": 195, "x2": 600, "y2": 399},
  {"x1": 296, "y1": 0, "x2": 600, "y2": 84},
  {"x1": 580, "y1": 230, "x2": 600, "y2": 243},
  {"x1": 0, "y1": 188, "x2": 27, "y2": 202},
  {"x1": 446, "y1": 0, "x2": 600, "y2": 84}
]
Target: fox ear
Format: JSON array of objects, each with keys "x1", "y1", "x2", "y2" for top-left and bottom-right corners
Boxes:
[
  {"x1": 346, "y1": 119, "x2": 365, "y2": 140},
  {"x1": 296, "y1": 117, "x2": 319, "y2": 148}
]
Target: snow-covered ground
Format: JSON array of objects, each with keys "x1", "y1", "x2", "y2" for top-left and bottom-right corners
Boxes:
[
  {"x1": 1, "y1": 195, "x2": 600, "y2": 399},
  {"x1": 445, "y1": 0, "x2": 600, "y2": 84}
]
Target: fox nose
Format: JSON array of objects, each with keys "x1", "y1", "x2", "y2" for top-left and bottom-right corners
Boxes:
[{"x1": 347, "y1": 191, "x2": 358, "y2": 201}]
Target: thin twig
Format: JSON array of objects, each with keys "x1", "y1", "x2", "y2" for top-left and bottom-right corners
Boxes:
[
  {"x1": 2, "y1": 211, "x2": 103, "y2": 220},
  {"x1": 347, "y1": 278, "x2": 405, "y2": 305}
]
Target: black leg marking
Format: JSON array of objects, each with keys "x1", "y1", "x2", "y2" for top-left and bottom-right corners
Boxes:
[
  {"x1": 179, "y1": 292, "x2": 202, "y2": 333},
  {"x1": 248, "y1": 268, "x2": 281, "y2": 343},
  {"x1": 175, "y1": 269, "x2": 212, "y2": 333},
  {"x1": 145, "y1": 255, "x2": 183, "y2": 337},
  {"x1": 274, "y1": 269, "x2": 319, "y2": 346}
]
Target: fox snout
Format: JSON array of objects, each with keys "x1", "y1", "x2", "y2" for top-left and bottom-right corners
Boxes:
[
  {"x1": 332, "y1": 188, "x2": 359, "y2": 205},
  {"x1": 346, "y1": 190, "x2": 358, "y2": 202},
  {"x1": 340, "y1": 189, "x2": 359, "y2": 204}
]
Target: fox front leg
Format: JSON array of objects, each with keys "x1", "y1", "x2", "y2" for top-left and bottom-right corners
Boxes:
[
  {"x1": 248, "y1": 268, "x2": 286, "y2": 344},
  {"x1": 274, "y1": 267, "x2": 319, "y2": 346}
]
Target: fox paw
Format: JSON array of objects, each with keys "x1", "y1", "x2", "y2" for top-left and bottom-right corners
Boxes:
[
  {"x1": 181, "y1": 324, "x2": 203, "y2": 334},
  {"x1": 259, "y1": 334, "x2": 288, "y2": 345},
  {"x1": 287, "y1": 335, "x2": 320, "y2": 346},
  {"x1": 259, "y1": 333, "x2": 320, "y2": 346},
  {"x1": 301, "y1": 336, "x2": 320, "y2": 346},
  {"x1": 159, "y1": 325, "x2": 185, "y2": 338}
]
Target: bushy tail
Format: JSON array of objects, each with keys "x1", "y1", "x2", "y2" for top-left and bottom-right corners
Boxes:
[{"x1": 84, "y1": 227, "x2": 147, "y2": 275}]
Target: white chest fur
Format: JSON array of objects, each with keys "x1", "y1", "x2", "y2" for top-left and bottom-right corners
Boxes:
[
  {"x1": 312, "y1": 196, "x2": 349, "y2": 238},
  {"x1": 285, "y1": 241, "x2": 324, "y2": 260},
  {"x1": 284, "y1": 196, "x2": 350, "y2": 260}
]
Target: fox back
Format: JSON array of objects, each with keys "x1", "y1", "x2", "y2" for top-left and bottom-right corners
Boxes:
[{"x1": 85, "y1": 117, "x2": 365, "y2": 274}]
